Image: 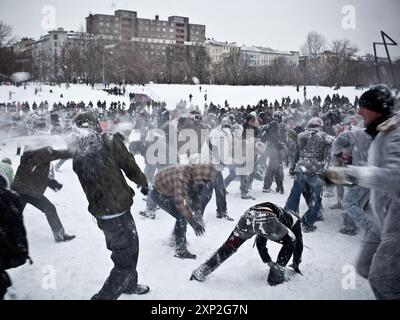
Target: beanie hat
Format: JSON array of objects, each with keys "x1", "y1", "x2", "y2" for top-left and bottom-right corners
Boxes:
[
  {"x1": 306, "y1": 117, "x2": 324, "y2": 129},
  {"x1": 359, "y1": 84, "x2": 395, "y2": 115},
  {"x1": 74, "y1": 111, "x2": 102, "y2": 133}
]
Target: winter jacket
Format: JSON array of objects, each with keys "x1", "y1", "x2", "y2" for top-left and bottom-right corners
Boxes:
[
  {"x1": 346, "y1": 112, "x2": 400, "y2": 233},
  {"x1": 332, "y1": 129, "x2": 371, "y2": 166},
  {"x1": 234, "y1": 202, "x2": 303, "y2": 266},
  {"x1": 154, "y1": 164, "x2": 217, "y2": 223},
  {"x1": 12, "y1": 147, "x2": 71, "y2": 198},
  {"x1": 72, "y1": 132, "x2": 147, "y2": 217},
  {"x1": 293, "y1": 128, "x2": 333, "y2": 174}
]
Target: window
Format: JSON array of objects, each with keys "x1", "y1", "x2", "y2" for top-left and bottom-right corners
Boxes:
[
  {"x1": 54, "y1": 42, "x2": 57, "y2": 47},
  {"x1": 53, "y1": 34, "x2": 58, "y2": 40}
]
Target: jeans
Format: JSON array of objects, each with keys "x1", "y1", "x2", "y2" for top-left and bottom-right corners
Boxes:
[
  {"x1": 224, "y1": 166, "x2": 237, "y2": 188},
  {"x1": 95, "y1": 211, "x2": 139, "y2": 300},
  {"x1": 342, "y1": 186, "x2": 370, "y2": 230},
  {"x1": 214, "y1": 171, "x2": 227, "y2": 214},
  {"x1": 150, "y1": 188, "x2": 189, "y2": 250},
  {"x1": 285, "y1": 173, "x2": 322, "y2": 227},
  {"x1": 150, "y1": 183, "x2": 214, "y2": 250},
  {"x1": 20, "y1": 194, "x2": 65, "y2": 238}
]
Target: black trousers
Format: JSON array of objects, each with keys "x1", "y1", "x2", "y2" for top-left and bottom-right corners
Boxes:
[
  {"x1": 0, "y1": 271, "x2": 11, "y2": 300},
  {"x1": 95, "y1": 211, "x2": 139, "y2": 300},
  {"x1": 20, "y1": 194, "x2": 64, "y2": 235}
]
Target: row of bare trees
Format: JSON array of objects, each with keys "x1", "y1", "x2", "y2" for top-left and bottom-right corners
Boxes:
[{"x1": 1, "y1": 20, "x2": 398, "y2": 87}]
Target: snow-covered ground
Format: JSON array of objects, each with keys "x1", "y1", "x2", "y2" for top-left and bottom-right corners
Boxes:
[
  {"x1": 0, "y1": 83, "x2": 374, "y2": 300},
  {"x1": 1, "y1": 82, "x2": 363, "y2": 111}
]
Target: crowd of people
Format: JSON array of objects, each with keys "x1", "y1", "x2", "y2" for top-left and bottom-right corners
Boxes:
[{"x1": 1, "y1": 83, "x2": 400, "y2": 300}]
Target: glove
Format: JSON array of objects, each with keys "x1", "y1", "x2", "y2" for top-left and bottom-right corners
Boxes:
[
  {"x1": 48, "y1": 179, "x2": 63, "y2": 192},
  {"x1": 191, "y1": 214, "x2": 205, "y2": 237},
  {"x1": 267, "y1": 262, "x2": 285, "y2": 286},
  {"x1": 140, "y1": 185, "x2": 149, "y2": 196},
  {"x1": 326, "y1": 166, "x2": 358, "y2": 186}
]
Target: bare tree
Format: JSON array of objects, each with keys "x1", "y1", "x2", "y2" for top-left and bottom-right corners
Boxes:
[
  {"x1": 331, "y1": 39, "x2": 358, "y2": 58},
  {"x1": 0, "y1": 20, "x2": 16, "y2": 48},
  {"x1": 301, "y1": 31, "x2": 327, "y2": 56}
]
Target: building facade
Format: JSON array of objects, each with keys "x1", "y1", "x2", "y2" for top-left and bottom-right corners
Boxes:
[{"x1": 86, "y1": 10, "x2": 205, "y2": 44}]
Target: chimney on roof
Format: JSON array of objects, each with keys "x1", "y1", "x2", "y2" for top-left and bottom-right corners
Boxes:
[{"x1": 155, "y1": 15, "x2": 159, "y2": 21}]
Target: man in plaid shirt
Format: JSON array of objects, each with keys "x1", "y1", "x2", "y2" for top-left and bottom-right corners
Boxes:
[{"x1": 150, "y1": 164, "x2": 218, "y2": 259}]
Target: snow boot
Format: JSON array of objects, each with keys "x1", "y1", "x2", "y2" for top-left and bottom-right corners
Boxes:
[
  {"x1": 175, "y1": 248, "x2": 196, "y2": 259},
  {"x1": 190, "y1": 264, "x2": 211, "y2": 282},
  {"x1": 339, "y1": 226, "x2": 358, "y2": 236},
  {"x1": 54, "y1": 232, "x2": 75, "y2": 243},
  {"x1": 216, "y1": 211, "x2": 234, "y2": 221},
  {"x1": 302, "y1": 225, "x2": 317, "y2": 233},
  {"x1": 262, "y1": 188, "x2": 272, "y2": 193},
  {"x1": 241, "y1": 193, "x2": 255, "y2": 200},
  {"x1": 139, "y1": 210, "x2": 156, "y2": 219},
  {"x1": 124, "y1": 284, "x2": 150, "y2": 295}
]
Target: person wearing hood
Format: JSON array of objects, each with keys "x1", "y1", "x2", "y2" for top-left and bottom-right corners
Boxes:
[
  {"x1": 0, "y1": 158, "x2": 30, "y2": 300},
  {"x1": 12, "y1": 141, "x2": 75, "y2": 243},
  {"x1": 190, "y1": 202, "x2": 303, "y2": 286},
  {"x1": 0, "y1": 158, "x2": 14, "y2": 189},
  {"x1": 71, "y1": 111, "x2": 150, "y2": 300},
  {"x1": 326, "y1": 84, "x2": 400, "y2": 299},
  {"x1": 150, "y1": 164, "x2": 218, "y2": 259},
  {"x1": 285, "y1": 117, "x2": 333, "y2": 232}
]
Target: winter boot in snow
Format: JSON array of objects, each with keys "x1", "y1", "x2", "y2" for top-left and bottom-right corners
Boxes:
[
  {"x1": 339, "y1": 226, "x2": 358, "y2": 236},
  {"x1": 262, "y1": 188, "x2": 272, "y2": 193},
  {"x1": 139, "y1": 210, "x2": 156, "y2": 219},
  {"x1": 216, "y1": 211, "x2": 234, "y2": 221},
  {"x1": 241, "y1": 193, "x2": 255, "y2": 200},
  {"x1": 124, "y1": 284, "x2": 150, "y2": 295},
  {"x1": 54, "y1": 230, "x2": 75, "y2": 243},
  {"x1": 175, "y1": 247, "x2": 196, "y2": 259},
  {"x1": 190, "y1": 264, "x2": 211, "y2": 282},
  {"x1": 302, "y1": 225, "x2": 317, "y2": 233}
]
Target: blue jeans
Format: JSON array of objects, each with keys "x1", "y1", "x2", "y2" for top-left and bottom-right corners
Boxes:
[
  {"x1": 150, "y1": 183, "x2": 214, "y2": 250},
  {"x1": 224, "y1": 166, "x2": 237, "y2": 188},
  {"x1": 342, "y1": 186, "x2": 370, "y2": 230},
  {"x1": 285, "y1": 173, "x2": 322, "y2": 227},
  {"x1": 150, "y1": 188, "x2": 188, "y2": 250}
]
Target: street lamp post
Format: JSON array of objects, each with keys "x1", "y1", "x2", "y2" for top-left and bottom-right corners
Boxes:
[{"x1": 103, "y1": 44, "x2": 116, "y2": 86}]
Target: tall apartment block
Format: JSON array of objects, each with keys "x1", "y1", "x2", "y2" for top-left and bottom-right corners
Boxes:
[{"x1": 86, "y1": 10, "x2": 205, "y2": 44}]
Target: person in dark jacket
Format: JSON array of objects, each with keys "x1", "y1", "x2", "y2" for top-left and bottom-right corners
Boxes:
[
  {"x1": 190, "y1": 202, "x2": 303, "y2": 286},
  {"x1": 12, "y1": 144, "x2": 75, "y2": 243},
  {"x1": 0, "y1": 179, "x2": 30, "y2": 299},
  {"x1": 71, "y1": 111, "x2": 150, "y2": 300}
]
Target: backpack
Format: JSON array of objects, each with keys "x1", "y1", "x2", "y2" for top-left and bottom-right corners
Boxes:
[{"x1": 0, "y1": 187, "x2": 31, "y2": 270}]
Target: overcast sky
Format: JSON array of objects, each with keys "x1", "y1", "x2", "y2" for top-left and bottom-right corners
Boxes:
[{"x1": 1, "y1": 0, "x2": 399, "y2": 58}]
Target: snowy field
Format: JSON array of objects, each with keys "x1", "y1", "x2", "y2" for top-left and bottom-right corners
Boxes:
[
  {"x1": 1, "y1": 82, "x2": 363, "y2": 111},
  {"x1": 0, "y1": 83, "x2": 374, "y2": 300}
]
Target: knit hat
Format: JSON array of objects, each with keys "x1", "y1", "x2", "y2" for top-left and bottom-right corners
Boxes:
[
  {"x1": 359, "y1": 84, "x2": 395, "y2": 115},
  {"x1": 306, "y1": 117, "x2": 324, "y2": 129}
]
